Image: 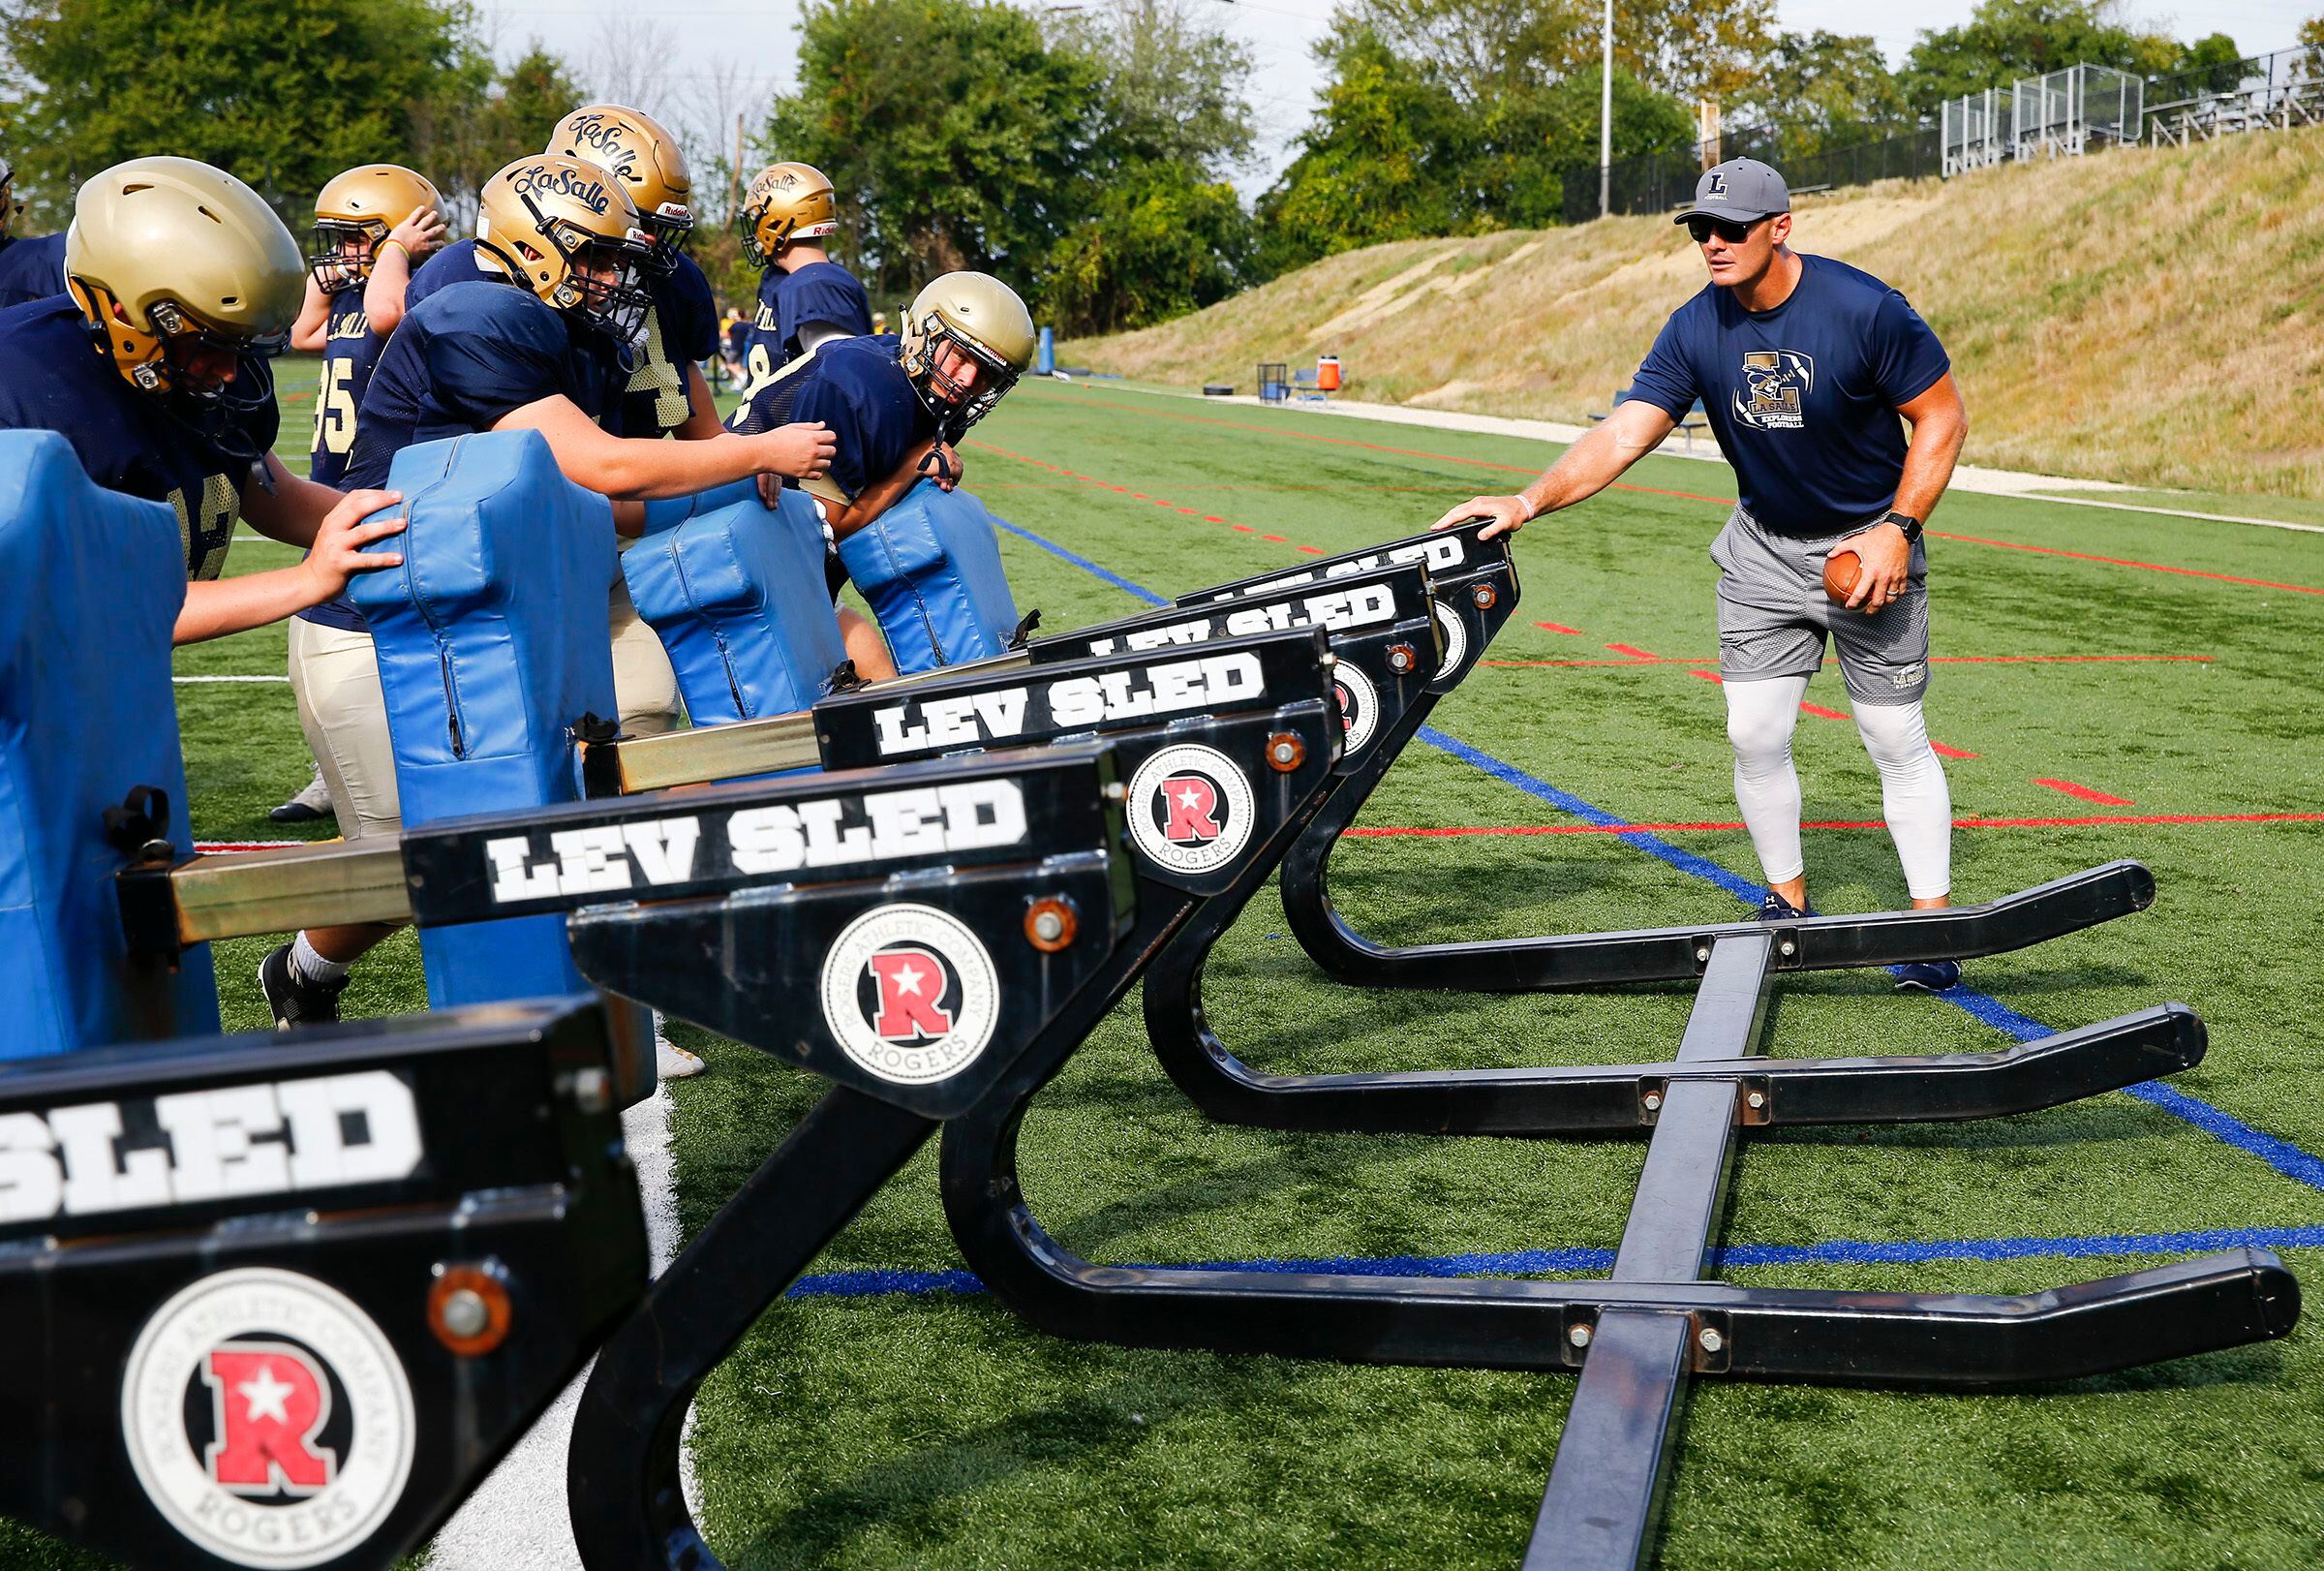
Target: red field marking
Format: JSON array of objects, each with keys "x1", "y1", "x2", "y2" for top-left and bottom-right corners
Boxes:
[
  {"x1": 1298, "y1": 545, "x2": 1326, "y2": 554},
  {"x1": 1231, "y1": 524, "x2": 1255, "y2": 533},
  {"x1": 1203, "y1": 515, "x2": 1228, "y2": 523},
  {"x1": 1930, "y1": 741, "x2": 1980, "y2": 759},
  {"x1": 1799, "y1": 701, "x2": 1850, "y2": 721},
  {"x1": 1345, "y1": 812, "x2": 2324, "y2": 838},
  {"x1": 1691, "y1": 669, "x2": 1724, "y2": 684},
  {"x1": 1262, "y1": 534, "x2": 1288, "y2": 542},
  {"x1": 1534, "y1": 621, "x2": 1583, "y2": 634},
  {"x1": 1928, "y1": 531, "x2": 2324, "y2": 597},
  {"x1": 2034, "y1": 777, "x2": 2134, "y2": 805},
  {"x1": 1604, "y1": 642, "x2": 1660, "y2": 660}
]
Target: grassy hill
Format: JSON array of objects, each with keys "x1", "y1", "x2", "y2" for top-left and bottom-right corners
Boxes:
[{"x1": 1067, "y1": 125, "x2": 2324, "y2": 498}]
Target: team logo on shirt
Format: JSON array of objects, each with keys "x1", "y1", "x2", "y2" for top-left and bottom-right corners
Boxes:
[
  {"x1": 121, "y1": 1268, "x2": 415, "y2": 1568},
  {"x1": 1733, "y1": 350, "x2": 1814, "y2": 431}
]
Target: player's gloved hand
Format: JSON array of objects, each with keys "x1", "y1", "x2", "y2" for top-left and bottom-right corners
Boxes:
[
  {"x1": 916, "y1": 442, "x2": 963, "y2": 491},
  {"x1": 761, "y1": 421, "x2": 837, "y2": 479},
  {"x1": 388, "y1": 205, "x2": 447, "y2": 260},
  {"x1": 297, "y1": 489, "x2": 407, "y2": 602},
  {"x1": 1837, "y1": 522, "x2": 1911, "y2": 614},
  {"x1": 1431, "y1": 493, "x2": 1532, "y2": 539}
]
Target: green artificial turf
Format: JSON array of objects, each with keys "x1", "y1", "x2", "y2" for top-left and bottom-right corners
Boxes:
[{"x1": 14, "y1": 367, "x2": 2323, "y2": 1568}]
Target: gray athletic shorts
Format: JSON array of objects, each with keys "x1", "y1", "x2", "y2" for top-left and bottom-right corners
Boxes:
[{"x1": 1709, "y1": 507, "x2": 1930, "y2": 705}]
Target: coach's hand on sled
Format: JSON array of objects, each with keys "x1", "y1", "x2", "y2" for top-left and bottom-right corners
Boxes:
[
  {"x1": 301, "y1": 487, "x2": 407, "y2": 595},
  {"x1": 1431, "y1": 493, "x2": 1531, "y2": 539}
]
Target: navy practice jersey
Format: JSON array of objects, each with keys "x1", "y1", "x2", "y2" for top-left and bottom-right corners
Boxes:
[
  {"x1": 1627, "y1": 254, "x2": 1950, "y2": 536},
  {"x1": 742, "y1": 260, "x2": 872, "y2": 394},
  {"x1": 0, "y1": 295, "x2": 275, "y2": 580},
  {"x1": 725, "y1": 332, "x2": 933, "y2": 505},
  {"x1": 622, "y1": 250, "x2": 718, "y2": 439},
  {"x1": 0, "y1": 231, "x2": 66, "y2": 310},
  {"x1": 309, "y1": 289, "x2": 385, "y2": 489},
  {"x1": 408, "y1": 238, "x2": 627, "y2": 433},
  {"x1": 299, "y1": 280, "x2": 619, "y2": 631}
]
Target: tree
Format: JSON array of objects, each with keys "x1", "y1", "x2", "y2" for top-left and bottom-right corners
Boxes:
[
  {"x1": 0, "y1": 0, "x2": 477, "y2": 226},
  {"x1": 1735, "y1": 31, "x2": 1913, "y2": 147},
  {"x1": 1898, "y1": 0, "x2": 2181, "y2": 110},
  {"x1": 2304, "y1": 15, "x2": 2324, "y2": 49},
  {"x1": 1048, "y1": 0, "x2": 1255, "y2": 180},
  {"x1": 408, "y1": 43, "x2": 589, "y2": 227},
  {"x1": 767, "y1": 0, "x2": 1098, "y2": 294},
  {"x1": 1614, "y1": 0, "x2": 1780, "y2": 105},
  {"x1": 1042, "y1": 164, "x2": 1251, "y2": 334},
  {"x1": 1253, "y1": 31, "x2": 1472, "y2": 275}
]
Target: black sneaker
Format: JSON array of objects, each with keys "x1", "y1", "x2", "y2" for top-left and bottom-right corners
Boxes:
[
  {"x1": 259, "y1": 943, "x2": 349, "y2": 1030},
  {"x1": 1756, "y1": 890, "x2": 1819, "y2": 922},
  {"x1": 1894, "y1": 959, "x2": 1963, "y2": 993},
  {"x1": 269, "y1": 766, "x2": 335, "y2": 825}
]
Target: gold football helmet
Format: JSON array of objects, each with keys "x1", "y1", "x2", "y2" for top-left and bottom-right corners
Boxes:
[
  {"x1": 739, "y1": 162, "x2": 838, "y2": 268},
  {"x1": 898, "y1": 271, "x2": 1037, "y2": 436},
  {"x1": 547, "y1": 105, "x2": 693, "y2": 257},
  {"x1": 474, "y1": 154, "x2": 655, "y2": 338},
  {"x1": 64, "y1": 156, "x2": 302, "y2": 411},
  {"x1": 1, "y1": 157, "x2": 18, "y2": 240},
  {"x1": 309, "y1": 163, "x2": 441, "y2": 291}
]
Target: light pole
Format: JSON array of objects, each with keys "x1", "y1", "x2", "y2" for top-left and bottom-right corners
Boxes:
[{"x1": 1598, "y1": 0, "x2": 1613, "y2": 218}]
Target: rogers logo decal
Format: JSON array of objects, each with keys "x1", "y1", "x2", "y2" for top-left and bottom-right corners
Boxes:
[
  {"x1": 121, "y1": 1269, "x2": 414, "y2": 1568},
  {"x1": 1125, "y1": 743, "x2": 1256, "y2": 875},
  {"x1": 1332, "y1": 662, "x2": 1380, "y2": 754},
  {"x1": 819, "y1": 905, "x2": 1000, "y2": 1085}
]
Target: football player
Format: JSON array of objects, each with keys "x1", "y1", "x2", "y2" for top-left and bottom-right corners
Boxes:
[
  {"x1": 0, "y1": 156, "x2": 405, "y2": 645},
  {"x1": 727, "y1": 270, "x2": 1033, "y2": 679},
  {"x1": 546, "y1": 105, "x2": 723, "y2": 443},
  {"x1": 0, "y1": 155, "x2": 69, "y2": 309},
  {"x1": 274, "y1": 164, "x2": 446, "y2": 825},
  {"x1": 737, "y1": 161, "x2": 872, "y2": 392},
  {"x1": 265, "y1": 154, "x2": 833, "y2": 1047}
]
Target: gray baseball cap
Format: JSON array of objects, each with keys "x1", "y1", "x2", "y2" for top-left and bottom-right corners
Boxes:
[{"x1": 1674, "y1": 158, "x2": 1789, "y2": 225}]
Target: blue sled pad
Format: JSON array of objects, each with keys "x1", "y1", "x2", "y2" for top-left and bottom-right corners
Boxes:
[
  {"x1": 0, "y1": 430, "x2": 217, "y2": 1056},
  {"x1": 623, "y1": 484, "x2": 847, "y2": 724},
  {"x1": 350, "y1": 432, "x2": 618, "y2": 1013},
  {"x1": 837, "y1": 479, "x2": 1019, "y2": 673}
]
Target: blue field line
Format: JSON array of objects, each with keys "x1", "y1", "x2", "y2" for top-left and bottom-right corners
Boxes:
[
  {"x1": 784, "y1": 1223, "x2": 2324, "y2": 1302},
  {"x1": 993, "y1": 519, "x2": 2324, "y2": 1194}
]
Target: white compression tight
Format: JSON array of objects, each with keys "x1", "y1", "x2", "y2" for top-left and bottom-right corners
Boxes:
[{"x1": 1723, "y1": 675, "x2": 1953, "y2": 901}]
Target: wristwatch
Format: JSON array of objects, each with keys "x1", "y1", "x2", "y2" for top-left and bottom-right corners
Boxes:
[{"x1": 1881, "y1": 510, "x2": 1923, "y2": 541}]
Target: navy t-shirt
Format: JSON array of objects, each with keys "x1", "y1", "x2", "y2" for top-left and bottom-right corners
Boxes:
[
  {"x1": 309, "y1": 289, "x2": 384, "y2": 489},
  {"x1": 726, "y1": 332, "x2": 932, "y2": 504},
  {"x1": 404, "y1": 238, "x2": 626, "y2": 436},
  {"x1": 299, "y1": 280, "x2": 615, "y2": 631},
  {"x1": 621, "y1": 251, "x2": 718, "y2": 439},
  {"x1": 744, "y1": 260, "x2": 872, "y2": 391},
  {"x1": 0, "y1": 295, "x2": 276, "y2": 580},
  {"x1": 0, "y1": 231, "x2": 67, "y2": 310},
  {"x1": 1627, "y1": 254, "x2": 1950, "y2": 535}
]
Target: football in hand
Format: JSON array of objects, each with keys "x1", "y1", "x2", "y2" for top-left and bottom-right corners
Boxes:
[{"x1": 1822, "y1": 549, "x2": 1861, "y2": 605}]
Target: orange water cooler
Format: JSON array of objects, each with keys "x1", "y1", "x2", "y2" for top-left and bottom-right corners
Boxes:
[{"x1": 1316, "y1": 354, "x2": 1342, "y2": 392}]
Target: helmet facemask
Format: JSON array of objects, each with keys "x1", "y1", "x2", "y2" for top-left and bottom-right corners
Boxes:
[
  {"x1": 907, "y1": 318, "x2": 1021, "y2": 441},
  {"x1": 76, "y1": 286, "x2": 282, "y2": 460},
  {"x1": 636, "y1": 203, "x2": 692, "y2": 275},
  {"x1": 306, "y1": 218, "x2": 383, "y2": 293},
  {"x1": 512, "y1": 189, "x2": 655, "y2": 343}
]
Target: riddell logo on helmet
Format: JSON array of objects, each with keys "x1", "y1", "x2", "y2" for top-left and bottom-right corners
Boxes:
[{"x1": 510, "y1": 165, "x2": 611, "y2": 215}]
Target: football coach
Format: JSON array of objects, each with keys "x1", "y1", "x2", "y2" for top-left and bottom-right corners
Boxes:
[{"x1": 1432, "y1": 157, "x2": 1972, "y2": 991}]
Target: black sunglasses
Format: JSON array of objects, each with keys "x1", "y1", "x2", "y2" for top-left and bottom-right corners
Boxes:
[{"x1": 1685, "y1": 214, "x2": 1767, "y2": 245}]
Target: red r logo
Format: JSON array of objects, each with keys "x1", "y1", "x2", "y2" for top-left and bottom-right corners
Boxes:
[
  {"x1": 868, "y1": 946, "x2": 954, "y2": 1041},
  {"x1": 1161, "y1": 776, "x2": 1221, "y2": 843},
  {"x1": 203, "y1": 1343, "x2": 334, "y2": 1494}
]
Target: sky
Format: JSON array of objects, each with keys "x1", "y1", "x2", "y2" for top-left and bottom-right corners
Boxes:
[{"x1": 474, "y1": 0, "x2": 2321, "y2": 186}]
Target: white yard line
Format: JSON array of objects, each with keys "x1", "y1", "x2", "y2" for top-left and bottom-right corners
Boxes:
[
  {"x1": 1069, "y1": 380, "x2": 2320, "y2": 531},
  {"x1": 428, "y1": 1041, "x2": 692, "y2": 1570}
]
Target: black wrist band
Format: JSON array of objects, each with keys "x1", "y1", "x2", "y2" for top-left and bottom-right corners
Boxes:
[{"x1": 1882, "y1": 511, "x2": 1922, "y2": 541}]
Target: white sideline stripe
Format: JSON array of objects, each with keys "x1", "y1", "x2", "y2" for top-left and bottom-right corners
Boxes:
[
  {"x1": 428, "y1": 1049, "x2": 691, "y2": 1570},
  {"x1": 1055, "y1": 381, "x2": 2323, "y2": 534},
  {"x1": 174, "y1": 674, "x2": 289, "y2": 683}
]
